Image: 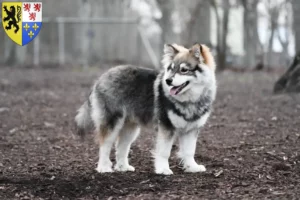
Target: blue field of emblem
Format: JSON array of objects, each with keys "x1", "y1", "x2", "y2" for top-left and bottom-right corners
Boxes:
[{"x1": 22, "y1": 22, "x2": 42, "y2": 46}]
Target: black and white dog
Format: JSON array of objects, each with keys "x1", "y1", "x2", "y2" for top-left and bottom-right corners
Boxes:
[{"x1": 75, "y1": 43, "x2": 217, "y2": 175}]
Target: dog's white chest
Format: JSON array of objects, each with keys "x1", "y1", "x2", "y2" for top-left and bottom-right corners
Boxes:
[{"x1": 167, "y1": 110, "x2": 209, "y2": 131}]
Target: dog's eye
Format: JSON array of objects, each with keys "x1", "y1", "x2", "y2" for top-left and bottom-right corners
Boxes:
[{"x1": 180, "y1": 67, "x2": 189, "y2": 73}]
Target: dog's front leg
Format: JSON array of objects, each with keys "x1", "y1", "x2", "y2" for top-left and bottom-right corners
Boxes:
[
  {"x1": 177, "y1": 129, "x2": 206, "y2": 173},
  {"x1": 154, "y1": 126, "x2": 175, "y2": 175}
]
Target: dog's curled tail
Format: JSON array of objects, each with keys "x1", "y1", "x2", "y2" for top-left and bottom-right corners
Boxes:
[{"x1": 74, "y1": 100, "x2": 93, "y2": 140}]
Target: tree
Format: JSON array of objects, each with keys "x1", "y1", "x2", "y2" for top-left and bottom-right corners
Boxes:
[
  {"x1": 156, "y1": 0, "x2": 175, "y2": 56},
  {"x1": 265, "y1": 0, "x2": 282, "y2": 66},
  {"x1": 276, "y1": 1, "x2": 292, "y2": 65},
  {"x1": 241, "y1": 0, "x2": 260, "y2": 68},
  {"x1": 293, "y1": 0, "x2": 300, "y2": 52},
  {"x1": 260, "y1": 0, "x2": 292, "y2": 68},
  {"x1": 174, "y1": 0, "x2": 211, "y2": 46},
  {"x1": 210, "y1": 0, "x2": 231, "y2": 70}
]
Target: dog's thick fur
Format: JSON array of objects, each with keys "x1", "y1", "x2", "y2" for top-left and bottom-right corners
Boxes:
[{"x1": 74, "y1": 43, "x2": 217, "y2": 175}]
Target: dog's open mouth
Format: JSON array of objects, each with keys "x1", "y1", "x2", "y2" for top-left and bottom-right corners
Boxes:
[{"x1": 170, "y1": 81, "x2": 189, "y2": 95}]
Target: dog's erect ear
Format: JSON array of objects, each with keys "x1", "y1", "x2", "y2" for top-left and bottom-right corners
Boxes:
[
  {"x1": 164, "y1": 44, "x2": 179, "y2": 59},
  {"x1": 189, "y1": 43, "x2": 202, "y2": 59},
  {"x1": 161, "y1": 44, "x2": 179, "y2": 68},
  {"x1": 199, "y1": 44, "x2": 216, "y2": 71},
  {"x1": 189, "y1": 43, "x2": 216, "y2": 70}
]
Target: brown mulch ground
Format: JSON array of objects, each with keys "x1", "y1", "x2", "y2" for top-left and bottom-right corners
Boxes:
[{"x1": 0, "y1": 67, "x2": 300, "y2": 200}]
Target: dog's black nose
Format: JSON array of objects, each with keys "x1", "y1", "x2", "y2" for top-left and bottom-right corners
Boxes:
[{"x1": 166, "y1": 78, "x2": 173, "y2": 86}]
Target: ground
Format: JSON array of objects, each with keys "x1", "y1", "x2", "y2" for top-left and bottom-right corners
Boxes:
[{"x1": 0, "y1": 66, "x2": 300, "y2": 200}]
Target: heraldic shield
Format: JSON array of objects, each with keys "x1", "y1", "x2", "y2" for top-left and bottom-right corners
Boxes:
[{"x1": 2, "y1": 2, "x2": 42, "y2": 46}]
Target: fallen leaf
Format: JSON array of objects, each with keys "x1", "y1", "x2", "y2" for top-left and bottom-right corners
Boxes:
[
  {"x1": 140, "y1": 179, "x2": 150, "y2": 184},
  {"x1": 214, "y1": 169, "x2": 224, "y2": 177},
  {"x1": 9, "y1": 127, "x2": 18, "y2": 134},
  {"x1": 44, "y1": 122, "x2": 55, "y2": 128},
  {"x1": 0, "y1": 107, "x2": 9, "y2": 113},
  {"x1": 272, "y1": 191, "x2": 285, "y2": 195},
  {"x1": 258, "y1": 118, "x2": 264, "y2": 121}
]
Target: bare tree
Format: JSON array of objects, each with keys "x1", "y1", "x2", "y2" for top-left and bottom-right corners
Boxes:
[
  {"x1": 156, "y1": 0, "x2": 175, "y2": 51},
  {"x1": 262, "y1": 0, "x2": 290, "y2": 67},
  {"x1": 174, "y1": 0, "x2": 211, "y2": 46},
  {"x1": 210, "y1": 0, "x2": 231, "y2": 70},
  {"x1": 266, "y1": 0, "x2": 280, "y2": 66},
  {"x1": 276, "y1": 1, "x2": 292, "y2": 65},
  {"x1": 241, "y1": 0, "x2": 260, "y2": 68},
  {"x1": 293, "y1": 0, "x2": 300, "y2": 53}
]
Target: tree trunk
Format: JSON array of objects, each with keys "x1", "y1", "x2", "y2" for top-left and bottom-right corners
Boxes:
[
  {"x1": 293, "y1": 0, "x2": 300, "y2": 53},
  {"x1": 219, "y1": 0, "x2": 230, "y2": 70},
  {"x1": 242, "y1": 0, "x2": 259, "y2": 69},
  {"x1": 157, "y1": 0, "x2": 175, "y2": 56},
  {"x1": 176, "y1": 0, "x2": 211, "y2": 46},
  {"x1": 267, "y1": 22, "x2": 276, "y2": 67},
  {"x1": 276, "y1": 28, "x2": 290, "y2": 66}
]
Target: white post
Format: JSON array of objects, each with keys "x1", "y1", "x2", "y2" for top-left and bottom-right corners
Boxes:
[
  {"x1": 58, "y1": 19, "x2": 65, "y2": 65},
  {"x1": 33, "y1": 35, "x2": 40, "y2": 66},
  {"x1": 79, "y1": 0, "x2": 91, "y2": 68}
]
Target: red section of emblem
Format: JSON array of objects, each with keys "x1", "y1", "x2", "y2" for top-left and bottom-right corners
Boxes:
[
  {"x1": 29, "y1": 12, "x2": 36, "y2": 21},
  {"x1": 23, "y1": 3, "x2": 31, "y2": 12},
  {"x1": 34, "y1": 3, "x2": 41, "y2": 12}
]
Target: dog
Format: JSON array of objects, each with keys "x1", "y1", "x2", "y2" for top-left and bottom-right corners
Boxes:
[{"x1": 74, "y1": 43, "x2": 217, "y2": 175}]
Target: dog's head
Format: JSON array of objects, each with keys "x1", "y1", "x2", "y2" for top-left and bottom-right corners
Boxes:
[{"x1": 161, "y1": 43, "x2": 216, "y2": 101}]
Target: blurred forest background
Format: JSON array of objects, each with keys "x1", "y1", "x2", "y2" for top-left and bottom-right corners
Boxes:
[{"x1": 0, "y1": 0, "x2": 300, "y2": 83}]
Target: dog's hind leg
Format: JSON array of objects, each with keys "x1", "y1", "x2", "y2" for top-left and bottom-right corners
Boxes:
[
  {"x1": 90, "y1": 90, "x2": 126, "y2": 173},
  {"x1": 114, "y1": 121, "x2": 140, "y2": 172},
  {"x1": 177, "y1": 130, "x2": 206, "y2": 173},
  {"x1": 95, "y1": 116, "x2": 125, "y2": 173}
]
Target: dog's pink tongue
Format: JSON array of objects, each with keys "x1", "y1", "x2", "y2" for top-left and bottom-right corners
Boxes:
[{"x1": 170, "y1": 87, "x2": 179, "y2": 95}]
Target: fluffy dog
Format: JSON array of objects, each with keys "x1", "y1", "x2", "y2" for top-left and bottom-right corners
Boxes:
[{"x1": 74, "y1": 43, "x2": 217, "y2": 175}]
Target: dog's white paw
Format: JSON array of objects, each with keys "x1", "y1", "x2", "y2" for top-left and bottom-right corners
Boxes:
[
  {"x1": 96, "y1": 166, "x2": 114, "y2": 173},
  {"x1": 155, "y1": 168, "x2": 173, "y2": 175},
  {"x1": 114, "y1": 164, "x2": 135, "y2": 172},
  {"x1": 184, "y1": 164, "x2": 206, "y2": 173}
]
